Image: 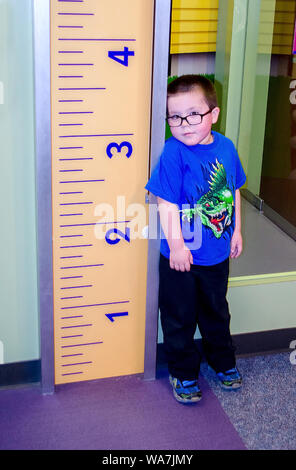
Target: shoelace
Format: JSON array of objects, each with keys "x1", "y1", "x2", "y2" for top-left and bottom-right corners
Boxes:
[
  {"x1": 182, "y1": 380, "x2": 197, "y2": 387},
  {"x1": 179, "y1": 380, "x2": 200, "y2": 394}
]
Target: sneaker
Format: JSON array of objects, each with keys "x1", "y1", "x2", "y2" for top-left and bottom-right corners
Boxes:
[
  {"x1": 216, "y1": 367, "x2": 242, "y2": 390},
  {"x1": 169, "y1": 375, "x2": 202, "y2": 404}
]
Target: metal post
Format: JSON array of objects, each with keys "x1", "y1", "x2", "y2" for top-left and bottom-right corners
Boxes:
[
  {"x1": 33, "y1": 0, "x2": 55, "y2": 394},
  {"x1": 143, "y1": 0, "x2": 172, "y2": 380}
]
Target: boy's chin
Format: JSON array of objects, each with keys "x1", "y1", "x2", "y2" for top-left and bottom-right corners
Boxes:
[
  {"x1": 179, "y1": 134, "x2": 204, "y2": 146},
  {"x1": 179, "y1": 132, "x2": 213, "y2": 146}
]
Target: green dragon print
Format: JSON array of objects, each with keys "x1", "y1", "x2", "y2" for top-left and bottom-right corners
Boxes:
[{"x1": 181, "y1": 159, "x2": 234, "y2": 239}]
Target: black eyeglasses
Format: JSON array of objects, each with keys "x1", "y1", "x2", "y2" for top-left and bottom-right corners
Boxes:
[{"x1": 166, "y1": 109, "x2": 213, "y2": 127}]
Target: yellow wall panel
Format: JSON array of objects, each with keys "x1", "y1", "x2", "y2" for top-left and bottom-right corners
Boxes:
[
  {"x1": 171, "y1": 0, "x2": 295, "y2": 55},
  {"x1": 173, "y1": 0, "x2": 219, "y2": 7},
  {"x1": 275, "y1": 0, "x2": 296, "y2": 12},
  {"x1": 171, "y1": 31, "x2": 217, "y2": 44},
  {"x1": 171, "y1": 20, "x2": 218, "y2": 33},
  {"x1": 171, "y1": 0, "x2": 218, "y2": 54},
  {"x1": 271, "y1": 45, "x2": 293, "y2": 54},
  {"x1": 260, "y1": 22, "x2": 294, "y2": 35},
  {"x1": 172, "y1": 9, "x2": 218, "y2": 21},
  {"x1": 258, "y1": 44, "x2": 292, "y2": 54},
  {"x1": 171, "y1": 43, "x2": 217, "y2": 54},
  {"x1": 259, "y1": 33, "x2": 294, "y2": 46}
]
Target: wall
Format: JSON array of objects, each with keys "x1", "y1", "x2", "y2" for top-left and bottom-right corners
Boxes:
[{"x1": 0, "y1": 0, "x2": 39, "y2": 364}]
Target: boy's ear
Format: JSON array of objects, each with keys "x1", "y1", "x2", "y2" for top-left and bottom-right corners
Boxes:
[{"x1": 212, "y1": 107, "x2": 220, "y2": 124}]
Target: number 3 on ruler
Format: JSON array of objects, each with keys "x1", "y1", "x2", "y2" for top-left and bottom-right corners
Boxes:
[
  {"x1": 106, "y1": 141, "x2": 133, "y2": 159},
  {"x1": 108, "y1": 47, "x2": 135, "y2": 67},
  {"x1": 105, "y1": 227, "x2": 131, "y2": 245}
]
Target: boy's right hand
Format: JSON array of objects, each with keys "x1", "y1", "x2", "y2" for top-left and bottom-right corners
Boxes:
[{"x1": 170, "y1": 247, "x2": 193, "y2": 272}]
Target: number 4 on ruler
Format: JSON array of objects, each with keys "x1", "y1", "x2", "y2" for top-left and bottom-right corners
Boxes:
[{"x1": 108, "y1": 47, "x2": 135, "y2": 67}]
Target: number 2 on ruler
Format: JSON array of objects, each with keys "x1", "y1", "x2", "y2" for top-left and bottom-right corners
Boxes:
[
  {"x1": 105, "y1": 227, "x2": 131, "y2": 245},
  {"x1": 108, "y1": 47, "x2": 135, "y2": 67}
]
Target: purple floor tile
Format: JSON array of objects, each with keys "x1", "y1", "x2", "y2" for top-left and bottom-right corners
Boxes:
[{"x1": 0, "y1": 373, "x2": 246, "y2": 450}]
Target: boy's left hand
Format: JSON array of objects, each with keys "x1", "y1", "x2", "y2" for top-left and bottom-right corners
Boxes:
[{"x1": 230, "y1": 230, "x2": 243, "y2": 259}]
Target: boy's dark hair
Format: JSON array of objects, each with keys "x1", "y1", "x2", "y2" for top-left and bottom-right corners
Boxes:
[{"x1": 167, "y1": 74, "x2": 218, "y2": 110}]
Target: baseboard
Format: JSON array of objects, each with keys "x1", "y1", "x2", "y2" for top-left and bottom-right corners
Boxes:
[
  {"x1": 0, "y1": 360, "x2": 41, "y2": 387},
  {"x1": 232, "y1": 328, "x2": 296, "y2": 356},
  {"x1": 157, "y1": 327, "x2": 296, "y2": 365},
  {"x1": 1, "y1": 328, "x2": 295, "y2": 387}
]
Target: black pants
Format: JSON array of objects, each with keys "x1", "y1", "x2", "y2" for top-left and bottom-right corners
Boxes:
[{"x1": 159, "y1": 254, "x2": 236, "y2": 381}]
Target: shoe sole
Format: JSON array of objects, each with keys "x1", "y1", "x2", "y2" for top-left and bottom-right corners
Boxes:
[
  {"x1": 173, "y1": 390, "x2": 202, "y2": 404},
  {"x1": 220, "y1": 381, "x2": 242, "y2": 390}
]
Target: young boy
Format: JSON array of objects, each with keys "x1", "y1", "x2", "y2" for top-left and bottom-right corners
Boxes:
[{"x1": 145, "y1": 75, "x2": 246, "y2": 404}]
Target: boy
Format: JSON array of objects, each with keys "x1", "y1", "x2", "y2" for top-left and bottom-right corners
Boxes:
[{"x1": 145, "y1": 75, "x2": 246, "y2": 404}]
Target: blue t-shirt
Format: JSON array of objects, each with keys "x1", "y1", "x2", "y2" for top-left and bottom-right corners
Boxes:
[{"x1": 145, "y1": 131, "x2": 246, "y2": 266}]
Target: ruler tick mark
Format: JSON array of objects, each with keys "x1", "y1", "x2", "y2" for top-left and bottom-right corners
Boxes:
[
  {"x1": 58, "y1": 38, "x2": 136, "y2": 41},
  {"x1": 61, "y1": 341, "x2": 103, "y2": 348},
  {"x1": 60, "y1": 213, "x2": 83, "y2": 217},
  {"x1": 59, "y1": 158, "x2": 93, "y2": 161},
  {"x1": 61, "y1": 296, "x2": 83, "y2": 300},
  {"x1": 62, "y1": 361, "x2": 92, "y2": 367},
  {"x1": 60, "y1": 264, "x2": 104, "y2": 270},
  {"x1": 61, "y1": 353, "x2": 83, "y2": 358},
  {"x1": 59, "y1": 202, "x2": 93, "y2": 205},
  {"x1": 59, "y1": 100, "x2": 84, "y2": 103},
  {"x1": 59, "y1": 220, "x2": 129, "y2": 228},
  {"x1": 60, "y1": 192, "x2": 84, "y2": 195},
  {"x1": 59, "y1": 179, "x2": 105, "y2": 183},
  {"x1": 58, "y1": 13, "x2": 94, "y2": 16},
  {"x1": 59, "y1": 169, "x2": 84, "y2": 172},
  {"x1": 59, "y1": 133, "x2": 133, "y2": 138},
  {"x1": 59, "y1": 147, "x2": 84, "y2": 150},
  {"x1": 61, "y1": 285, "x2": 92, "y2": 289},
  {"x1": 61, "y1": 324, "x2": 92, "y2": 329},
  {"x1": 62, "y1": 334, "x2": 83, "y2": 339},
  {"x1": 58, "y1": 63, "x2": 94, "y2": 66},
  {"x1": 59, "y1": 111, "x2": 93, "y2": 114},
  {"x1": 62, "y1": 372, "x2": 83, "y2": 376},
  {"x1": 60, "y1": 275, "x2": 83, "y2": 279},
  {"x1": 60, "y1": 244, "x2": 92, "y2": 249},
  {"x1": 61, "y1": 315, "x2": 84, "y2": 319},
  {"x1": 61, "y1": 300, "x2": 129, "y2": 310},
  {"x1": 59, "y1": 88, "x2": 104, "y2": 91}
]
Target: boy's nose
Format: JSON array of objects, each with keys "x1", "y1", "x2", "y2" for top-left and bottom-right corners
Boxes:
[{"x1": 181, "y1": 117, "x2": 189, "y2": 127}]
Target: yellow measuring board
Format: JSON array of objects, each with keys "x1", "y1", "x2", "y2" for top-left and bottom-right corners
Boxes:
[{"x1": 50, "y1": 0, "x2": 154, "y2": 384}]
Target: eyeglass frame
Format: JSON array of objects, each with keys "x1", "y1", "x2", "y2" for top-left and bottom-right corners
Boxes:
[{"x1": 166, "y1": 108, "x2": 214, "y2": 127}]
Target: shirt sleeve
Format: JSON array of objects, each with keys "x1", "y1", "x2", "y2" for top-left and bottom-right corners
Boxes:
[{"x1": 145, "y1": 139, "x2": 183, "y2": 204}]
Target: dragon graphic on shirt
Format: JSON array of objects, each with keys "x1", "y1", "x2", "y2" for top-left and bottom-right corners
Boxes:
[{"x1": 181, "y1": 159, "x2": 234, "y2": 239}]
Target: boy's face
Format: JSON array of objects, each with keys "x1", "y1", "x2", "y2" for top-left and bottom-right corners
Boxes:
[{"x1": 167, "y1": 87, "x2": 220, "y2": 146}]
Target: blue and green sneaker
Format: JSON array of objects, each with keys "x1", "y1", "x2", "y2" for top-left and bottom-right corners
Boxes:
[
  {"x1": 169, "y1": 375, "x2": 202, "y2": 404},
  {"x1": 216, "y1": 367, "x2": 242, "y2": 390}
]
